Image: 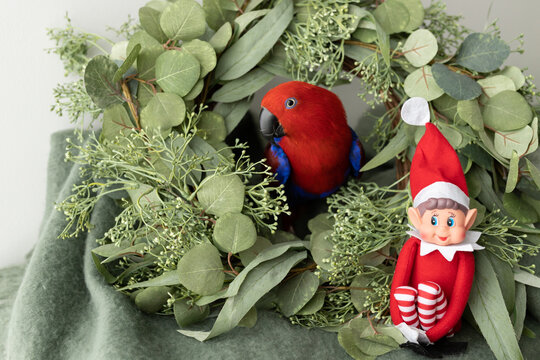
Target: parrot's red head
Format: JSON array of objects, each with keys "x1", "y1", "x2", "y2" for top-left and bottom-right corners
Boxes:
[{"x1": 259, "y1": 81, "x2": 348, "y2": 142}]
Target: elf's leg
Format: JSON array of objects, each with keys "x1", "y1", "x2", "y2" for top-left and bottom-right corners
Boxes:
[
  {"x1": 393, "y1": 286, "x2": 420, "y2": 328},
  {"x1": 417, "y1": 281, "x2": 446, "y2": 331}
]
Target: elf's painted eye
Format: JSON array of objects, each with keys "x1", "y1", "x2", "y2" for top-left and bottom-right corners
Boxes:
[
  {"x1": 447, "y1": 217, "x2": 455, "y2": 227},
  {"x1": 431, "y1": 216, "x2": 438, "y2": 226},
  {"x1": 285, "y1": 97, "x2": 297, "y2": 109}
]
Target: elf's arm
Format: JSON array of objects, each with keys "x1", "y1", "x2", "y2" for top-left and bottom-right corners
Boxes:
[
  {"x1": 425, "y1": 251, "x2": 475, "y2": 342},
  {"x1": 390, "y1": 238, "x2": 419, "y2": 325}
]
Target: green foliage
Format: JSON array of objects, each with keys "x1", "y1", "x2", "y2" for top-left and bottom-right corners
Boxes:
[{"x1": 48, "y1": 1, "x2": 540, "y2": 359}]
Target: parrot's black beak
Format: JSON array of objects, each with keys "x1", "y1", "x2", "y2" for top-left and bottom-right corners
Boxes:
[{"x1": 259, "y1": 107, "x2": 285, "y2": 141}]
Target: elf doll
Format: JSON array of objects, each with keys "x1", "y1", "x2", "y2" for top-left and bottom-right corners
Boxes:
[{"x1": 390, "y1": 97, "x2": 484, "y2": 357}]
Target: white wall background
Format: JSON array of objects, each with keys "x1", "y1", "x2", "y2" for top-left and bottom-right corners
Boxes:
[{"x1": 1, "y1": 0, "x2": 539, "y2": 268}]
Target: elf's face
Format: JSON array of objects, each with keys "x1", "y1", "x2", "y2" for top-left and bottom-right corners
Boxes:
[{"x1": 408, "y1": 207, "x2": 477, "y2": 246}]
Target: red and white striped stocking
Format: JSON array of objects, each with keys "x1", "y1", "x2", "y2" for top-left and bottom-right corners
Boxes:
[
  {"x1": 417, "y1": 282, "x2": 448, "y2": 331},
  {"x1": 393, "y1": 286, "x2": 420, "y2": 328}
]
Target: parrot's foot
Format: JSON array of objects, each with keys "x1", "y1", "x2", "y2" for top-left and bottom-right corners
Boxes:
[{"x1": 400, "y1": 339, "x2": 468, "y2": 358}]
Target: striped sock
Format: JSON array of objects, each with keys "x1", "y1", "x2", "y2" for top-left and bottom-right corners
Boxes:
[
  {"x1": 394, "y1": 286, "x2": 420, "y2": 328},
  {"x1": 417, "y1": 281, "x2": 444, "y2": 331}
]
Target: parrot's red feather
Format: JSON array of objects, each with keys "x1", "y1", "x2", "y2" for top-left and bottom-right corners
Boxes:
[{"x1": 261, "y1": 81, "x2": 352, "y2": 195}]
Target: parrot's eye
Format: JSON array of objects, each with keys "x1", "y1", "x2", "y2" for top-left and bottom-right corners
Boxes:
[
  {"x1": 447, "y1": 217, "x2": 455, "y2": 227},
  {"x1": 285, "y1": 97, "x2": 297, "y2": 109},
  {"x1": 430, "y1": 216, "x2": 438, "y2": 226}
]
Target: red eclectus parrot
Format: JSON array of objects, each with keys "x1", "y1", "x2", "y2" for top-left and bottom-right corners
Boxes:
[{"x1": 259, "y1": 81, "x2": 363, "y2": 203}]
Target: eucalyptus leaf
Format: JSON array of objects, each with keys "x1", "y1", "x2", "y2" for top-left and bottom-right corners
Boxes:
[
  {"x1": 238, "y1": 306, "x2": 258, "y2": 328},
  {"x1": 402, "y1": 29, "x2": 437, "y2": 67},
  {"x1": 483, "y1": 90, "x2": 533, "y2": 131},
  {"x1": 499, "y1": 66, "x2": 526, "y2": 89},
  {"x1": 513, "y1": 283, "x2": 526, "y2": 340},
  {"x1": 433, "y1": 94, "x2": 460, "y2": 122},
  {"x1": 177, "y1": 242, "x2": 224, "y2": 296},
  {"x1": 213, "y1": 241, "x2": 307, "y2": 303},
  {"x1": 456, "y1": 32, "x2": 510, "y2": 73},
  {"x1": 214, "y1": 98, "x2": 252, "y2": 134},
  {"x1": 310, "y1": 230, "x2": 334, "y2": 271},
  {"x1": 119, "y1": 269, "x2": 181, "y2": 290},
  {"x1": 203, "y1": 0, "x2": 236, "y2": 31},
  {"x1": 457, "y1": 100, "x2": 483, "y2": 131},
  {"x1": 160, "y1": 0, "x2": 206, "y2": 41},
  {"x1": 212, "y1": 68, "x2": 273, "y2": 103},
  {"x1": 526, "y1": 117, "x2": 538, "y2": 155},
  {"x1": 372, "y1": 0, "x2": 409, "y2": 35},
  {"x1": 234, "y1": 9, "x2": 270, "y2": 36},
  {"x1": 505, "y1": 151, "x2": 520, "y2": 193},
  {"x1": 361, "y1": 127, "x2": 409, "y2": 171},
  {"x1": 214, "y1": 0, "x2": 293, "y2": 80},
  {"x1": 487, "y1": 252, "x2": 516, "y2": 312},
  {"x1": 468, "y1": 251, "x2": 523, "y2": 360},
  {"x1": 182, "y1": 39, "x2": 217, "y2": 78},
  {"x1": 139, "y1": 6, "x2": 168, "y2": 43},
  {"x1": 432, "y1": 63, "x2": 482, "y2": 100},
  {"x1": 101, "y1": 104, "x2": 135, "y2": 143},
  {"x1": 179, "y1": 250, "x2": 307, "y2": 341},
  {"x1": 92, "y1": 243, "x2": 128, "y2": 258},
  {"x1": 239, "y1": 236, "x2": 272, "y2": 266},
  {"x1": 128, "y1": 31, "x2": 163, "y2": 80},
  {"x1": 350, "y1": 274, "x2": 371, "y2": 312},
  {"x1": 140, "y1": 92, "x2": 186, "y2": 137},
  {"x1": 277, "y1": 271, "x2": 319, "y2": 317},
  {"x1": 135, "y1": 286, "x2": 171, "y2": 314},
  {"x1": 296, "y1": 290, "x2": 325, "y2": 315},
  {"x1": 396, "y1": 0, "x2": 424, "y2": 32},
  {"x1": 113, "y1": 44, "x2": 141, "y2": 83},
  {"x1": 84, "y1": 55, "x2": 123, "y2": 109},
  {"x1": 155, "y1": 50, "x2": 201, "y2": 97},
  {"x1": 438, "y1": 123, "x2": 463, "y2": 148},
  {"x1": 91, "y1": 252, "x2": 117, "y2": 284},
  {"x1": 213, "y1": 212, "x2": 257, "y2": 253},
  {"x1": 197, "y1": 174, "x2": 245, "y2": 216},
  {"x1": 100, "y1": 243, "x2": 147, "y2": 264},
  {"x1": 526, "y1": 158, "x2": 540, "y2": 190},
  {"x1": 352, "y1": 28, "x2": 378, "y2": 43},
  {"x1": 196, "y1": 111, "x2": 227, "y2": 144},
  {"x1": 503, "y1": 192, "x2": 538, "y2": 224},
  {"x1": 514, "y1": 268, "x2": 540, "y2": 288},
  {"x1": 260, "y1": 43, "x2": 293, "y2": 78},
  {"x1": 308, "y1": 213, "x2": 335, "y2": 236},
  {"x1": 146, "y1": 0, "x2": 169, "y2": 12},
  {"x1": 403, "y1": 65, "x2": 444, "y2": 101},
  {"x1": 209, "y1": 22, "x2": 232, "y2": 53},
  {"x1": 477, "y1": 75, "x2": 516, "y2": 103},
  {"x1": 494, "y1": 126, "x2": 533, "y2": 160},
  {"x1": 184, "y1": 79, "x2": 204, "y2": 101},
  {"x1": 127, "y1": 183, "x2": 162, "y2": 211},
  {"x1": 174, "y1": 299, "x2": 210, "y2": 327}
]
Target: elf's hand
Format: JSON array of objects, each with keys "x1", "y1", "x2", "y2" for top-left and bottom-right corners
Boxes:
[{"x1": 395, "y1": 323, "x2": 430, "y2": 345}]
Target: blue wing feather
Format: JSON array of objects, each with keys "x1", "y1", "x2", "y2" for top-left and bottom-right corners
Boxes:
[
  {"x1": 269, "y1": 140, "x2": 291, "y2": 184},
  {"x1": 349, "y1": 128, "x2": 362, "y2": 176}
]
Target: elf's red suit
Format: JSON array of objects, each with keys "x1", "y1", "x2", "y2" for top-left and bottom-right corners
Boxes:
[
  {"x1": 390, "y1": 237, "x2": 475, "y2": 342},
  {"x1": 390, "y1": 97, "x2": 483, "y2": 345}
]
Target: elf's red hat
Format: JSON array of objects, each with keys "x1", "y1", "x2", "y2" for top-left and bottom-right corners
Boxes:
[{"x1": 401, "y1": 97, "x2": 469, "y2": 209}]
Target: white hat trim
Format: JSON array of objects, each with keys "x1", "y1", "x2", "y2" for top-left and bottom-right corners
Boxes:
[{"x1": 413, "y1": 181, "x2": 470, "y2": 209}]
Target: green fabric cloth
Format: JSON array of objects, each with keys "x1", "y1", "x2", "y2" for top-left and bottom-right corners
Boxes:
[{"x1": 3, "y1": 130, "x2": 540, "y2": 360}]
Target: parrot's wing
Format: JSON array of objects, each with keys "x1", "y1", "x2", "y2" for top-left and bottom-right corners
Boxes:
[
  {"x1": 349, "y1": 128, "x2": 363, "y2": 177},
  {"x1": 264, "y1": 142, "x2": 291, "y2": 184}
]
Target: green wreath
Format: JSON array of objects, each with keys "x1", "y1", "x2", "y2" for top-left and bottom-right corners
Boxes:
[{"x1": 48, "y1": 0, "x2": 540, "y2": 358}]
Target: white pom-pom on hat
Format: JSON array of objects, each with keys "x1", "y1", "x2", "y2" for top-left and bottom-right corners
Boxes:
[{"x1": 401, "y1": 97, "x2": 430, "y2": 126}]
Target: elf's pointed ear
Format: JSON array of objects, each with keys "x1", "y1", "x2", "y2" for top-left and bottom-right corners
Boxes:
[
  {"x1": 408, "y1": 207, "x2": 422, "y2": 229},
  {"x1": 464, "y1": 208, "x2": 477, "y2": 230}
]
